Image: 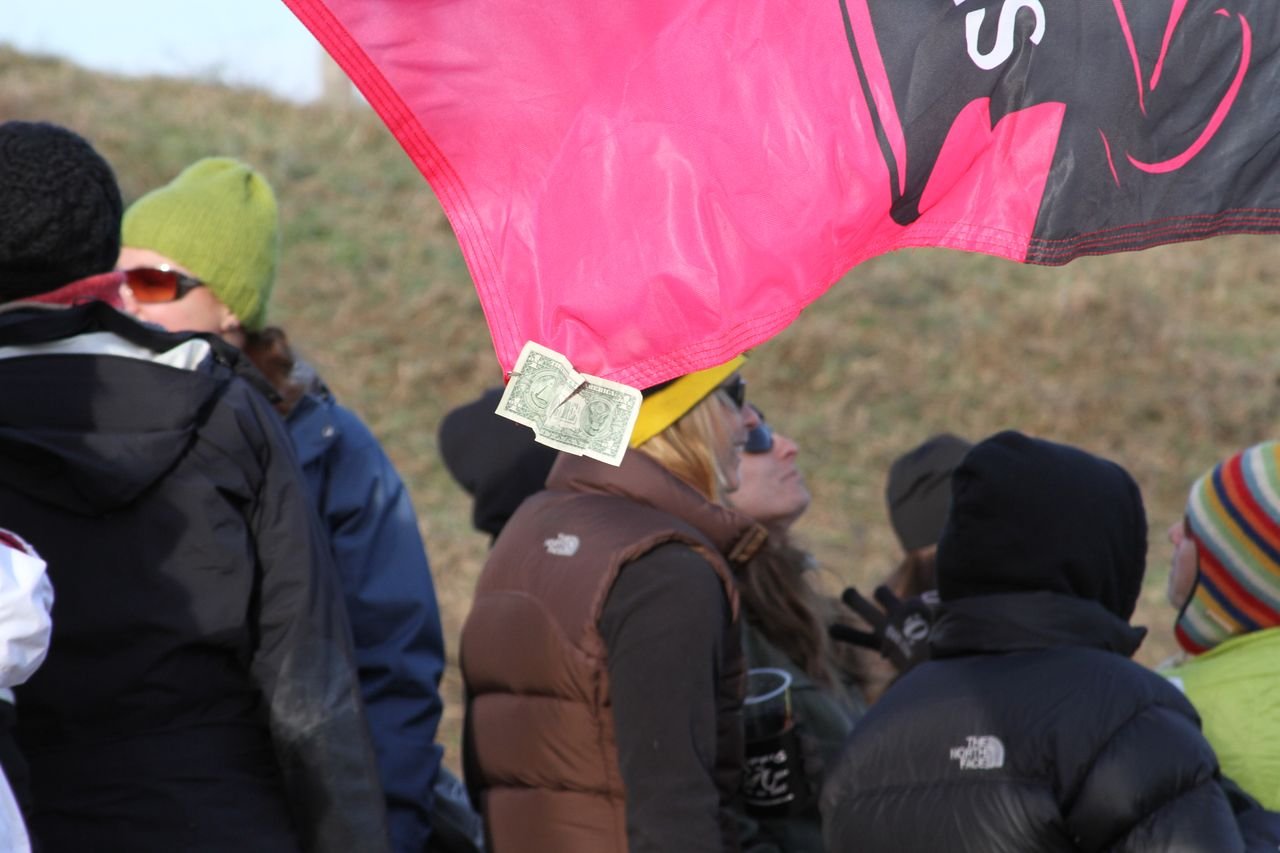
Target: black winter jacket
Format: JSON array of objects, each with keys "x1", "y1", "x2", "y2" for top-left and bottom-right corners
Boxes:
[
  {"x1": 823, "y1": 432, "x2": 1258, "y2": 853},
  {"x1": 0, "y1": 303, "x2": 389, "y2": 853},
  {"x1": 822, "y1": 592, "x2": 1248, "y2": 852}
]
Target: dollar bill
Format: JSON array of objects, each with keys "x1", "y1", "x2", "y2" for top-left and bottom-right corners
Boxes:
[{"x1": 495, "y1": 341, "x2": 642, "y2": 466}]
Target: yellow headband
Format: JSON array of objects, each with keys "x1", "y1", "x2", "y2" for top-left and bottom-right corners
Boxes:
[{"x1": 630, "y1": 355, "x2": 747, "y2": 448}]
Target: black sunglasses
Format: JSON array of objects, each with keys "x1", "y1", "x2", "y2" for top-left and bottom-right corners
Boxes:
[
  {"x1": 745, "y1": 410, "x2": 774, "y2": 454},
  {"x1": 123, "y1": 266, "x2": 205, "y2": 303},
  {"x1": 718, "y1": 375, "x2": 746, "y2": 409}
]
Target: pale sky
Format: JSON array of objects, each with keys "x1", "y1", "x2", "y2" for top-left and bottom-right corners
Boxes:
[{"x1": 0, "y1": 0, "x2": 325, "y2": 102}]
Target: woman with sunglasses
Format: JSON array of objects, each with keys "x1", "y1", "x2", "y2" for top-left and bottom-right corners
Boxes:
[
  {"x1": 117, "y1": 158, "x2": 448, "y2": 853},
  {"x1": 461, "y1": 359, "x2": 765, "y2": 853},
  {"x1": 1163, "y1": 441, "x2": 1280, "y2": 812},
  {"x1": 725, "y1": 407, "x2": 868, "y2": 852}
]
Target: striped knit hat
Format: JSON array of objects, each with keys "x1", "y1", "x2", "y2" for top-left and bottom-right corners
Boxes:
[{"x1": 1175, "y1": 441, "x2": 1280, "y2": 654}]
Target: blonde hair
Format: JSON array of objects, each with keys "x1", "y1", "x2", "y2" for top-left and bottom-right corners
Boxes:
[{"x1": 636, "y1": 391, "x2": 735, "y2": 501}]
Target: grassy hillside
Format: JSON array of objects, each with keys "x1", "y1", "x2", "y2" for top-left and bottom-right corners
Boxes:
[{"x1": 4, "y1": 47, "x2": 1278, "y2": 768}]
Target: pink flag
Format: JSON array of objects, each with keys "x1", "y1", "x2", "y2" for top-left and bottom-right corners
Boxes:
[{"x1": 283, "y1": 0, "x2": 1280, "y2": 388}]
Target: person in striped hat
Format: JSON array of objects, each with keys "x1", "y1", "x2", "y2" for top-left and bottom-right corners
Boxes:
[{"x1": 1165, "y1": 440, "x2": 1280, "y2": 810}]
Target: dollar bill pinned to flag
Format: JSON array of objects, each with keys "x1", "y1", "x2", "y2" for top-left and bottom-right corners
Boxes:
[{"x1": 496, "y1": 342, "x2": 641, "y2": 466}]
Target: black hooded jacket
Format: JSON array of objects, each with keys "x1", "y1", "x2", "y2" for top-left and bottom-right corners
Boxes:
[
  {"x1": 821, "y1": 432, "x2": 1250, "y2": 853},
  {"x1": 0, "y1": 303, "x2": 389, "y2": 853}
]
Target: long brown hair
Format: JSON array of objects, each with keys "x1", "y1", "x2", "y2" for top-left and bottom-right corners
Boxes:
[
  {"x1": 884, "y1": 546, "x2": 938, "y2": 599},
  {"x1": 241, "y1": 325, "x2": 307, "y2": 416},
  {"x1": 738, "y1": 534, "x2": 845, "y2": 689}
]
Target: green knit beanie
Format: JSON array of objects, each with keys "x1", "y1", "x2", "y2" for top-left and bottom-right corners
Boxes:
[{"x1": 122, "y1": 157, "x2": 278, "y2": 331}]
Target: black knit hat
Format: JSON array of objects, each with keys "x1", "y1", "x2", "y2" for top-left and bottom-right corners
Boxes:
[
  {"x1": 0, "y1": 121, "x2": 123, "y2": 302},
  {"x1": 439, "y1": 388, "x2": 559, "y2": 539},
  {"x1": 885, "y1": 433, "x2": 972, "y2": 552},
  {"x1": 936, "y1": 431, "x2": 1148, "y2": 621}
]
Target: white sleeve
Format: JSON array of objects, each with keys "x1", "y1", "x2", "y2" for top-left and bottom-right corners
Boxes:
[
  {"x1": 0, "y1": 764, "x2": 30, "y2": 853},
  {"x1": 0, "y1": 530, "x2": 53, "y2": 700}
]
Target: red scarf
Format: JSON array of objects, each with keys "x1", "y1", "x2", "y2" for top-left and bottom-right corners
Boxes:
[{"x1": 26, "y1": 271, "x2": 124, "y2": 309}]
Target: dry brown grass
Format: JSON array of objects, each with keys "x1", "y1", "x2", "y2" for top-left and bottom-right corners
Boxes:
[{"x1": 5, "y1": 47, "x2": 1279, "y2": 771}]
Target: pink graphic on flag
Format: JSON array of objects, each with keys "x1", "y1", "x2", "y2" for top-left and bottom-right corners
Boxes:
[{"x1": 283, "y1": 0, "x2": 1280, "y2": 388}]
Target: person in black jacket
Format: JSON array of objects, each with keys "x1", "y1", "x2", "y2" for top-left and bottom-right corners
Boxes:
[
  {"x1": 0, "y1": 121, "x2": 389, "y2": 852},
  {"x1": 118, "y1": 156, "x2": 447, "y2": 853},
  {"x1": 821, "y1": 430, "x2": 1254, "y2": 852}
]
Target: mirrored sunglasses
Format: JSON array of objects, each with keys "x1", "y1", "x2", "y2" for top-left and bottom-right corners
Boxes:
[
  {"x1": 123, "y1": 266, "x2": 205, "y2": 304},
  {"x1": 745, "y1": 412, "x2": 773, "y2": 454}
]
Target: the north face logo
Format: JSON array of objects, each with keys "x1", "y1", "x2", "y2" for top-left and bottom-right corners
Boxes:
[
  {"x1": 544, "y1": 533, "x2": 580, "y2": 557},
  {"x1": 949, "y1": 735, "x2": 1005, "y2": 770}
]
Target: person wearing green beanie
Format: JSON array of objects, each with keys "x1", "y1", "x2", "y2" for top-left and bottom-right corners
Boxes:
[
  {"x1": 119, "y1": 156, "x2": 277, "y2": 337},
  {"x1": 119, "y1": 159, "x2": 459, "y2": 853}
]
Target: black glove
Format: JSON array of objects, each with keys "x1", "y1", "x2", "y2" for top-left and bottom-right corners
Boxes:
[{"x1": 829, "y1": 585, "x2": 940, "y2": 673}]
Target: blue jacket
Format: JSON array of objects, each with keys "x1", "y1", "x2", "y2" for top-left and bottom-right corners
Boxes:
[{"x1": 287, "y1": 374, "x2": 446, "y2": 853}]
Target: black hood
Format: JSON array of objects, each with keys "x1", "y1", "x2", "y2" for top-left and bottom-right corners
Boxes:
[
  {"x1": 0, "y1": 302, "x2": 262, "y2": 515},
  {"x1": 936, "y1": 430, "x2": 1147, "y2": 622},
  {"x1": 438, "y1": 387, "x2": 558, "y2": 538}
]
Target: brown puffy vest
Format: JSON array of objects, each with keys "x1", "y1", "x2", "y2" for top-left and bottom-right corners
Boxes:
[{"x1": 461, "y1": 451, "x2": 765, "y2": 853}]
